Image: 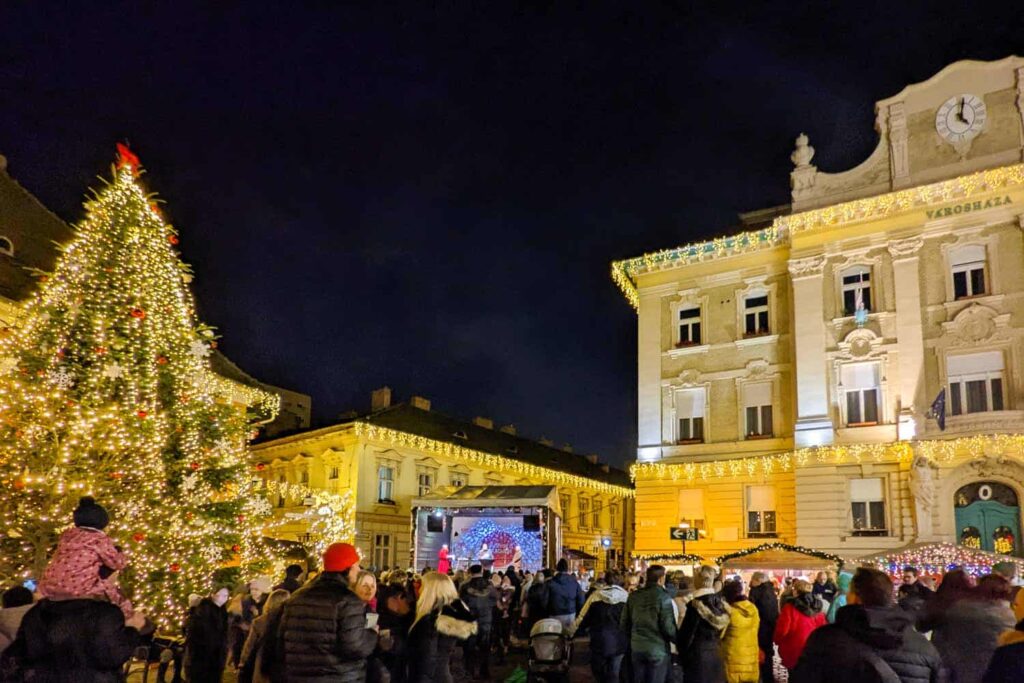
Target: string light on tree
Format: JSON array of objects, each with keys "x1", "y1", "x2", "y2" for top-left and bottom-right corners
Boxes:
[{"x1": 0, "y1": 144, "x2": 279, "y2": 628}]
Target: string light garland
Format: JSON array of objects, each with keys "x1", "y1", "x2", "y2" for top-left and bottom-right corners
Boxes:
[
  {"x1": 856, "y1": 542, "x2": 1024, "y2": 578},
  {"x1": 260, "y1": 478, "x2": 356, "y2": 562},
  {"x1": 631, "y1": 552, "x2": 704, "y2": 564},
  {"x1": 631, "y1": 434, "x2": 1024, "y2": 483},
  {"x1": 355, "y1": 422, "x2": 634, "y2": 498},
  {"x1": 715, "y1": 543, "x2": 844, "y2": 570},
  {"x1": 610, "y1": 163, "x2": 1024, "y2": 311},
  {"x1": 0, "y1": 148, "x2": 277, "y2": 629}
]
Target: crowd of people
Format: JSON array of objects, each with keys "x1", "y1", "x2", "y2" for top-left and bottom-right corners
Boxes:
[{"x1": 1, "y1": 497, "x2": 1024, "y2": 682}]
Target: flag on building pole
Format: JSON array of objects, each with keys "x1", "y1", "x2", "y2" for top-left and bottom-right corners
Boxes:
[{"x1": 928, "y1": 388, "x2": 946, "y2": 431}]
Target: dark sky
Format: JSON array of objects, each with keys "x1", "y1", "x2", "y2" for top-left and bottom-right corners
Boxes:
[{"x1": 1, "y1": 3, "x2": 1021, "y2": 467}]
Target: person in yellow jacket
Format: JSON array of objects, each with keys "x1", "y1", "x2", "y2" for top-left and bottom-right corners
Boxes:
[{"x1": 720, "y1": 579, "x2": 761, "y2": 683}]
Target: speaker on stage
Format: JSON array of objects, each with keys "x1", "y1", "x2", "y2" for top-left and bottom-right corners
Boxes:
[
  {"x1": 427, "y1": 515, "x2": 444, "y2": 532},
  {"x1": 523, "y1": 514, "x2": 540, "y2": 531}
]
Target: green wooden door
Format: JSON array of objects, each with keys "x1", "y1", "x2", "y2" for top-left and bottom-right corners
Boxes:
[{"x1": 956, "y1": 500, "x2": 1021, "y2": 556}]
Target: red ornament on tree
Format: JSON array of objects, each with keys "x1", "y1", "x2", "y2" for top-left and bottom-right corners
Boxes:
[
  {"x1": 12, "y1": 479, "x2": 24, "y2": 490},
  {"x1": 156, "y1": 356, "x2": 168, "y2": 365},
  {"x1": 130, "y1": 308, "x2": 146, "y2": 319},
  {"x1": 133, "y1": 532, "x2": 145, "y2": 542},
  {"x1": 168, "y1": 235, "x2": 179, "y2": 245},
  {"x1": 116, "y1": 143, "x2": 140, "y2": 172},
  {"x1": 110, "y1": 471, "x2": 124, "y2": 480},
  {"x1": 231, "y1": 544, "x2": 241, "y2": 553},
  {"x1": 95, "y1": 346, "x2": 107, "y2": 355},
  {"x1": 169, "y1": 562, "x2": 181, "y2": 573},
  {"x1": 237, "y1": 514, "x2": 246, "y2": 523},
  {"x1": 189, "y1": 461, "x2": 200, "y2": 471},
  {"x1": 255, "y1": 462, "x2": 266, "y2": 471},
  {"x1": 136, "y1": 410, "x2": 148, "y2": 419}
]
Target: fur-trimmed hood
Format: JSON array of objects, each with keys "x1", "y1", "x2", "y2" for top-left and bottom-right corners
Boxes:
[
  {"x1": 592, "y1": 585, "x2": 629, "y2": 605},
  {"x1": 691, "y1": 592, "x2": 731, "y2": 632},
  {"x1": 435, "y1": 600, "x2": 477, "y2": 640}
]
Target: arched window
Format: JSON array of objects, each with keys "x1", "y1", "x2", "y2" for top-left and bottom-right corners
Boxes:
[
  {"x1": 0, "y1": 237, "x2": 13, "y2": 256},
  {"x1": 841, "y1": 265, "x2": 871, "y2": 316},
  {"x1": 950, "y1": 244, "x2": 987, "y2": 299}
]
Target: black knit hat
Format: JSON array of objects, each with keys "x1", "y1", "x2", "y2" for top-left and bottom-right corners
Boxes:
[{"x1": 73, "y1": 496, "x2": 109, "y2": 530}]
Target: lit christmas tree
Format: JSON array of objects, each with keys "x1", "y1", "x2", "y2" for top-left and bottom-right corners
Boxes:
[{"x1": 0, "y1": 145, "x2": 279, "y2": 627}]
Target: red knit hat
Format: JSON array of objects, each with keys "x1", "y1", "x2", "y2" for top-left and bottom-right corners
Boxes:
[{"x1": 323, "y1": 542, "x2": 360, "y2": 572}]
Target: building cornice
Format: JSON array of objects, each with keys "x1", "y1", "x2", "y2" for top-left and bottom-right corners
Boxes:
[
  {"x1": 611, "y1": 163, "x2": 1024, "y2": 312},
  {"x1": 631, "y1": 433, "x2": 1024, "y2": 483},
  {"x1": 355, "y1": 421, "x2": 634, "y2": 498}
]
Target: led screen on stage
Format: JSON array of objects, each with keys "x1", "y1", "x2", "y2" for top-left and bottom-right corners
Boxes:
[{"x1": 451, "y1": 515, "x2": 542, "y2": 571}]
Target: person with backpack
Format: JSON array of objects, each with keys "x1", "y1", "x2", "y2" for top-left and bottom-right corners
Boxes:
[{"x1": 573, "y1": 570, "x2": 629, "y2": 683}]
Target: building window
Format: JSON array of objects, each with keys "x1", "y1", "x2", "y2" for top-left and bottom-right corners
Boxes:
[
  {"x1": 744, "y1": 382, "x2": 773, "y2": 438},
  {"x1": 377, "y1": 465, "x2": 394, "y2": 502},
  {"x1": 418, "y1": 472, "x2": 434, "y2": 497},
  {"x1": 592, "y1": 500, "x2": 601, "y2": 529},
  {"x1": 277, "y1": 474, "x2": 286, "y2": 508},
  {"x1": 329, "y1": 466, "x2": 340, "y2": 480},
  {"x1": 373, "y1": 533, "x2": 392, "y2": 570},
  {"x1": 851, "y1": 478, "x2": 886, "y2": 536},
  {"x1": 677, "y1": 488, "x2": 705, "y2": 530},
  {"x1": 948, "y1": 351, "x2": 1004, "y2": 415},
  {"x1": 841, "y1": 362, "x2": 880, "y2": 426},
  {"x1": 743, "y1": 293, "x2": 770, "y2": 337},
  {"x1": 449, "y1": 471, "x2": 467, "y2": 487},
  {"x1": 300, "y1": 469, "x2": 309, "y2": 484},
  {"x1": 842, "y1": 266, "x2": 871, "y2": 316},
  {"x1": 579, "y1": 498, "x2": 590, "y2": 529},
  {"x1": 746, "y1": 485, "x2": 777, "y2": 537},
  {"x1": 675, "y1": 388, "x2": 705, "y2": 443},
  {"x1": 609, "y1": 504, "x2": 619, "y2": 529},
  {"x1": 950, "y1": 244, "x2": 987, "y2": 299},
  {"x1": 677, "y1": 307, "x2": 702, "y2": 346}
]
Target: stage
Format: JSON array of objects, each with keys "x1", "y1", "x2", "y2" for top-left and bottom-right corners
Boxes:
[{"x1": 411, "y1": 485, "x2": 563, "y2": 572}]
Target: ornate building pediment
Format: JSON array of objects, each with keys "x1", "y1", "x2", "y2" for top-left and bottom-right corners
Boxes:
[
  {"x1": 940, "y1": 303, "x2": 1011, "y2": 348},
  {"x1": 836, "y1": 327, "x2": 884, "y2": 361}
]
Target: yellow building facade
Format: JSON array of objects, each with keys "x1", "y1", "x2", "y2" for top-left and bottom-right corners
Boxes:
[
  {"x1": 615, "y1": 57, "x2": 1024, "y2": 565},
  {"x1": 252, "y1": 389, "x2": 635, "y2": 572}
]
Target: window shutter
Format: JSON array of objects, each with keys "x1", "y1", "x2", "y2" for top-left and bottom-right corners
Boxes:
[
  {"x1": 850, "y1": 478, "x2": 883, "y2": 501},
  {"x1": 746, "y1": 485, "x2": 776, "y2": 511},
  {"x1": 950, "y1": 244, "x2": 986, "y2": 267},
  {"x1": 841, "y1": 363, "x2": 879, "y2": 389},
  {"x1": 676, "y1": 389, "x2": 706, "y2": 418},
  {"x1": 744, "y1": 382, "x2": 772, "y2": 407},
  {"x1": 678, "y1": 489, "x2": 705, "y2": 520},
  {"x1": 947, "y1": 351, "x2": 1003, "y2": 376}
]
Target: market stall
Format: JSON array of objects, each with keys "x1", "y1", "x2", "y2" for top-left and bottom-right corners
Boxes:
[
  {"x1": 631, "y1": 552, "x2": 705, "y2": 573},
  {"x1": 716, "y1": 543, "x2": 845, "y2": 583},
  {"x1": 854, "y1": 542, "x2": 1024, "y2": 578}
]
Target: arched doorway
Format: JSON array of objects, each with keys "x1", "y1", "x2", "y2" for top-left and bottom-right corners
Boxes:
[{"x1": 954, "y1": 482, "x2": 1021, "y2": 556}]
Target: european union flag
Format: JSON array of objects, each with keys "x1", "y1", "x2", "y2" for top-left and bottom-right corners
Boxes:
[{"x1": 929, "y1": 388, "x2": 946, "y2": 431}]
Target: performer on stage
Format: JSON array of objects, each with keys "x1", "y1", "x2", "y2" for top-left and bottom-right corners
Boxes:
[
  {"x1": 511, "y1": 544, "x2": 523, "y2": 572},
  {"x1": 477, "y1": 542, "x2": 494, "y2": 570},
  {"x1": 437, "y1": 544, "x2": 450, "y2": 574}
]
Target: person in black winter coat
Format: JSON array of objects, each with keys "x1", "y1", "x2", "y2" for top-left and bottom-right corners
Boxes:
[
  {"x1": 573, "y1": 571, "x2": 629, "y2": 683},
  {"x1": 408, "y1": 572, "x2": 477, "y2": 683},
  {"x1": 984, "y1": 617, "x2": 1024, "y2": 682},
  {"x1": 546, "y1": 558, "x2": 585, "y2": 629},
  {"x1": 749, "y1": 572, "x2": 780, "y2": 683},
  {"x1": 274, "y1": 543, "x2": 379, "y2": 683},
  {"x1": 184, "y1": 586, "x2": 231, "y2": 683},
  {"x1": 459, "y1": 565, "x2": 498, "y2": 679},
  {"x1": 792, "y1": 568, "x2": 944, "y2": 683},
  {"x1": 677, "y1": 565, "x2": 730, "y2": 683},
  {"x1": 0, "y1": 597, "x2": 140, "y2": 682},
  {"x1": 525, "y1": 570, "x2": 551, "y2": 629}
]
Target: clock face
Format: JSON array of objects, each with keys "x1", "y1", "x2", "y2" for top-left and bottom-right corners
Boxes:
[{"x1": 935, "y1": 94, "x2": 986, "y2": 143}]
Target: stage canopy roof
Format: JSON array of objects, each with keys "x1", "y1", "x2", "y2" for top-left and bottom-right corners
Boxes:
[
  {"x1": 412, "y1": 485, "x2": 561, "y2": 517},
  {"x1": 563, "y1": 548, "x2": 597, "y2": 561}
]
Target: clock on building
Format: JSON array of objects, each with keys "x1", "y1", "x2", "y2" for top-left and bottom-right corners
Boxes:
[{"x1": 935, "y1": 94, "x2": 986, "y2": 144}]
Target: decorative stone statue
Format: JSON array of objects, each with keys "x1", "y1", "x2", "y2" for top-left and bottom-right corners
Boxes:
[
  {"x1": 908, "y1": 456, "x2": 937, "y2": 539},
  {"x1": 791, "y1": 133, "x2": 815, "y2": 168}
]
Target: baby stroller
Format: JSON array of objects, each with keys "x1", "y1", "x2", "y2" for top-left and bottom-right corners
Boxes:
[{"x1": 527, "y1": 618, "x2": 572, "y2": 683}]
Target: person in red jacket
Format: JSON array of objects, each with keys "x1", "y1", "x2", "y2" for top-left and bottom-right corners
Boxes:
[{"x1": 774, "y1": 579, "x2": 826, "y2": 671}]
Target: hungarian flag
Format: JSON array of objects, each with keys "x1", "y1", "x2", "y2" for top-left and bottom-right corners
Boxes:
[{"x1": 928, "y1": 388, "x2": 946, "y2": 431}]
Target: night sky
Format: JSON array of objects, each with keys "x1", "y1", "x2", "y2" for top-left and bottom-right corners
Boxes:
[{"x1": 1, "y1": 4, "x2": 1021, "y2": 467}]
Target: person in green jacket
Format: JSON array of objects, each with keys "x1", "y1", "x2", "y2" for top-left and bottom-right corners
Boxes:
[
  {"x1": 826, "y1": 571, "x2": 853, "y2": 623},
  {"x1": 621, "y1": 565, "x2": 678, "y2": 683}
]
